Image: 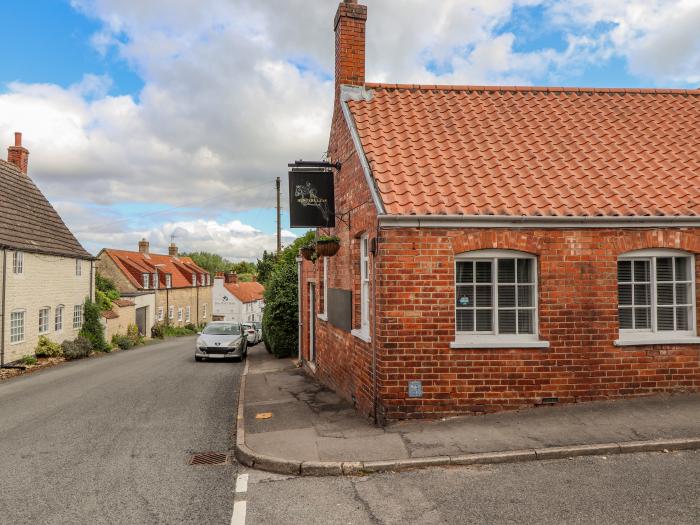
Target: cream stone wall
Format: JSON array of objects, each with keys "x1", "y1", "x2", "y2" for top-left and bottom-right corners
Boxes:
[
  {"x1": 154, "y1": 286, "x2": 212, "y2": 327},
  {"x1": 103, "y1": 305, "x2": 136, "y2": 342},
  {"x1": 1, "y1": 250, "x2": 93, "y2": 363}
]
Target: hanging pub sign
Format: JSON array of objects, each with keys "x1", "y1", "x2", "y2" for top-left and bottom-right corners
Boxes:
[{"x1": 288, "y1": 170, "x2": 335, "y2": 228}]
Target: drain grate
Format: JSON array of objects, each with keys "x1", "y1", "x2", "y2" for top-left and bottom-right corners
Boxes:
[{"x1": 188, "y1": 452, "x2": 230, "y2": 466}]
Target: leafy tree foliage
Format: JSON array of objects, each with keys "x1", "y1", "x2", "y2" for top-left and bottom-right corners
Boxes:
[
  {"x1": 95, "y1": 272, "x2": 120, "y2": 311},
  {"x1": 79, "y1": 298, "x2": 109, "y2": 352},
  {"x1": 256, "y1": 250, "x2": 277, "y2": 285},
  {"x1": 182, "y1": 251, "x2": 257, "y2": 278}
]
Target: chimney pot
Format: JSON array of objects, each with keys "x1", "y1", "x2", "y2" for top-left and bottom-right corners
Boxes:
[
  {"x1": 138, "y1": 238, "x2": 150, "y2": 255},
  {"x1": 7, "y1": 132, "x2": 29, "y2": 174},
  {"x1": 14, "y1": 132, "x2": 22, "y2": 147},
  {"x1": 168, "y1": 243, "x2": 178, "y2": 257},
  {"x1": 225, "y1": 272, "x2": 238, "y2": 284}
]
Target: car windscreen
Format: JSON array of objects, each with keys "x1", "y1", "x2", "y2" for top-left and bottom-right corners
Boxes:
[{"x1": 202, "y1": 324, "x2": 240, "y2": 335}]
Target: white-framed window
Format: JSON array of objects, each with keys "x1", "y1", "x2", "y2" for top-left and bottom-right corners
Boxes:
[
  {"x1": 206, "y1": 274, "x2": 210, "y2": 286},
  {"x1": 39, "y1": 307, "x2": 50, "y2": 334},
  {"x1": 203, "y1": 303, "x2": 207, "y2": 318},
  {"x1": 185, "y1": 305, "x2": 191, "y2": 322},
  {"x1": 168, "y1": 305, "x2": 174, "y2": 320},
  {"x1": 73, "y1": 304, "x2": 83, "y2": 329},
  {"x1": 617, "y1": 249, "x2": 697, "y2": 344},
  {"x1": 157, "y1": 307, "x2": 164, "y2": 321},
  {"x1": 192, "y1": 275, "x2": 197, "y2": 287},
  {"x1": 10, "y1": 310, "x2": 25, "y2": 343},
  {"x1": 320, "y1": 256, "x2": 328, "y2": 319},
  {"x1": 200, "y1": 274, "x2": 206, "y2": 286},
  {"x1": 453, "y1": 250, "x2": 546, "y2": 348},
  {"x1": 12, "y1": 251, "x2": 23, "y2": 274},
  {"x1": 142, "y1": 273, "x2": 150, "y2": 289},
  {"x1": 55, "y1": 305, "x2": 64, "y2": 332},
  {"x1": 177, "y1": 307, "x2": 183, "y2": 322},
  {"x1": 165, "y1": 274, "x2": 172, "y2": 288},
  {"x1": 351, "y1": 233, "x2": 371, "y2": 342},
  {"x1": 75, "y1": 259, "x2": 82, "y2": 276},
  {"x1": 153, "y1": 273, "x2": 159, "y2": 289}
]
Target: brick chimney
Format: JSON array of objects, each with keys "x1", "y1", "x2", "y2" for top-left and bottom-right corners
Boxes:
[
  {"x1": 7, "y1": 132, "x2": 29, "y2": 174},
  {"x1": 225, "y1": 272, "x2": 238, "y2": 284},
  {"x1": 334, "y1": 0, "x2": 367, "y2": 96},
  {"x1": 168, "y1": 243, "x2": 178, "y2": 257},
  {"x1": 138, "y1": 238, "x2": 149, "y2": 255}
]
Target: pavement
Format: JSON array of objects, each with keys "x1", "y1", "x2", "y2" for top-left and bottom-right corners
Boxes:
[
  {"x1": 0, "y1": 336, "x2": 244, "y2": 525},
  {"x1": 237, "y1": 344, "x2": 700, "y2": 475}
]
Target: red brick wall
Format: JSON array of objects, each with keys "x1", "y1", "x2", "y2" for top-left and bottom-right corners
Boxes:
[{"x1": 376, "y1": 227, "x2": 700, "y2": 420}]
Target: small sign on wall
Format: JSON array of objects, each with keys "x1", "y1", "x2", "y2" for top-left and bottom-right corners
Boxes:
[
  {"x1": 408, "y1": 380, "x2": 423, "y2": 398},
  {"x1": 288, "y1": 170, "x2": 335, "y2": 228}
]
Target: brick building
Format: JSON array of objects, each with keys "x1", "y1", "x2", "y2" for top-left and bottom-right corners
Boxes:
[
  {"x1": 298, "y1": 0, "x2": 700, "y2": 422},
  {"x1": 97, "y1": 241, "x2": 212, "y2": 332}
]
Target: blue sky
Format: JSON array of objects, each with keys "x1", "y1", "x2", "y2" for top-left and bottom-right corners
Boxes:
[{"x1": 0, "y1": 0, "x2": 698, "y2": 260}]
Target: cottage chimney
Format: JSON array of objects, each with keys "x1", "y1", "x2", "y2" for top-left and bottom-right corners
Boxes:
[
  {"x1": 138, "y1": 238, "x2": 149, "y2": 255},
  {"x1": 225, "y1": 272, "x2": 238, "y2": 284},
  {"x1": 168, "y1": 243, "x2": 178, "y2": 257},
  {"x1": 7, "y1": 132, "x2": 29, "y2": 174},
  {"x1": 334, "y1": 0, "x2": 367, "y2": 96}
]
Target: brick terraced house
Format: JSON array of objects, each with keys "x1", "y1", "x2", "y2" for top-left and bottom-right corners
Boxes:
[
  {"x1": 97, "y1": 241, "x2": 212, "y2": 332},
  {"x1": 0, "y1": 133, "x2": 94, "y2": 365},
  {"x1": 298, "y1": 0, "x2": 700, "y2": 422}
]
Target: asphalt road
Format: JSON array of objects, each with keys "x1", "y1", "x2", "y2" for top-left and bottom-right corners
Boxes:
[
  {"x1": 0, "y1": 336, "x2": 243, "y2": 525},
  {"x1": 244, "y1": 451, "x2": 700, "y2": 525}
]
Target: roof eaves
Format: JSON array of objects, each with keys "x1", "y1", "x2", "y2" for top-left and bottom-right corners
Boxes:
[
  {"x1": 378, "y1": 215, "x2": 700, "y2": 228},
  {"x1": 340, "y1": 84, "x2": 386, "y2": 215}
]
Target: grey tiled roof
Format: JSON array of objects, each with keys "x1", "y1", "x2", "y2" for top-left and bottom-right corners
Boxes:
[{"x1": 0, "y1": 160, "x2": 92, "y2": 259}]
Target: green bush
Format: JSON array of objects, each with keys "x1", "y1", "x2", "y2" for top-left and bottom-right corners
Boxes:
[
  {"x1": 112, "y1": 334, "x2": 134, "y2": 350},
  {"x1": 151, "y1": 322, "x2": 165, "y2": 339},
  {"x1": 95, "y1": 272, "x2": 120, "y2": 311},
  {"x1": 79, "y1": 298, "x2": 109, "y2": 352},
  {"x1": 126, "y1": 324, "x2": 144, "y2": 346},
  {"x1": 262, "y1": 262, "x2": 298, "y2": 358},
  {"x1": 21, "y1": 355, "x2": 38, "y2": 366},
  {"x1": 163, "y1": 325, "x2": 197, "y2": 337},
  {"x1": 61, "y1": 337, "x2": 92, "y2": 360},
  {"x1": 184, "y1": 323, "x2": 197, "y2": 332},
  {"x1": 35, "y1": 336, "x2": 63, "y2": 358}
]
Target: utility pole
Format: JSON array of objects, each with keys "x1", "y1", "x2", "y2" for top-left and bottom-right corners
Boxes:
[{"x1": 276, "y1": 177, "x2": 282, "y2": 255}]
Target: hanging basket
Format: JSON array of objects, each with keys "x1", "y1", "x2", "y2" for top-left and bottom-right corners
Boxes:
[
  {"x1": 316, "y1": 239, "x2": 340, "y2": 257},
  {"x1": 300, "y1": 246, "x2": 316, "y2": 261}
]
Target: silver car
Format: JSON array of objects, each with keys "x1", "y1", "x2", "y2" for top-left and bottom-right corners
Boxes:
[{"x1": 195, "y1": 322, "x2": 247, "y2": 362}]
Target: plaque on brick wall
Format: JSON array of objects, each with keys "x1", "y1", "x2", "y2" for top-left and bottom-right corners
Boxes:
[
  {"x1": 288, "y1": 170, "x2": 335, "y2": 228},
  {"x1": 327, "y1": 288, "x2": 352, "y2": 332}
]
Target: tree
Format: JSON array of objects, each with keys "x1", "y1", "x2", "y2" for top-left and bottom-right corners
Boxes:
[
  {"x1": 80, "y1": 298, "x2": 109, "y2": 352},
  {"x1": 181, "y1": 251, "x2": 257, "y2": 278},
  {"x1": 256, "y1": 250, "x2": 277, "y2": 285},
  {"x1": 95, "y1": 272, "x2": 120, "y2": 311}
]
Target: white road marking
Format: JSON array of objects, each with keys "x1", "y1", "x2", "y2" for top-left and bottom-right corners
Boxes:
[
  {"x1": 231, "y1": 501, "x2": 247, "y2": 525},
  {"x1": 235, "y1": 473, "x2": 249, "y2": 494}
]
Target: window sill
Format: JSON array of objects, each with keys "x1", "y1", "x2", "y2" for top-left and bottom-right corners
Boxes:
[
  {"x1": 317, "y1": 314, "x2": 328, "y2": 322},
  {"x1": 351, "y1": 328, "x2": 371, "y2": 343},
  {"x1": 450, "y1": 339, "x2": 550, "y2": 349},
  {"x1": 615, "y1": 337, "x2": 700, "y2": 347},
  {"x1": 10, "y1": 340, "x2": 25, "y2": 345}
]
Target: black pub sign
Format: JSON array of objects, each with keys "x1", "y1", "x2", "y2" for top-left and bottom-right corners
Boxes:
[{"x1": 288, "y1": 170, "x2": 335, "y2": 228}]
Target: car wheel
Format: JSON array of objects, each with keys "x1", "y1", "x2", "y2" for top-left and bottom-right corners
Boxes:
[{"x1": 195, "y1": 356, "x2": 203, "y2": 362}]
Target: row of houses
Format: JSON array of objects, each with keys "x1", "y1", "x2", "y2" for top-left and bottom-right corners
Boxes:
[{"x1": 0, "y1": 135, "x2": 263, "y2": 365}]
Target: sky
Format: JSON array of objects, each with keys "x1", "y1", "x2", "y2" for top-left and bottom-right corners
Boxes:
[{"x1": 1, "y1": 0, "x2": 699, "y2": 261}]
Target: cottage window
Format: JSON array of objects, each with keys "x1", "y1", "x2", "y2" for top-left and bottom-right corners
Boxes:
[
  {"x1": 203, "y1": 303, "x2": 207, "y2": 318},
  {"x1": 142, "y1": 273, "x2": 150, "y2": 289},
  {"x1": 192, "y1": 275, "x2": 197, "y2": 287},
  {"x1": 200, "y1": 274, "x2": 206, "y2": 286},
  {"x1": 10, "y1": 310, "x2": 25, "y2": 343},
  {"x1": 12, "y1": 251, "x2": 23, "y2": 274},
  {"x1": 206, "y1": 274, "x2": 210, "y2": 286},
  {"x1": 153, "y1": 273, "x2": 159, "y2": 289},
  {"x1": 351, "y1": 234, "x2": 371, "y2": 341},
  {"x1": 616, "y1": 249, "x2": 698, "y2": 346},
  {"x1": 157, "y1": 307, "x2": 164, "y2": 321},
  {"x1": 55, "y1": 305, "x2": 64, "y2": 332},
  {"x1": 75, "y1": 259, "x2": 82, "y2": 276},
  {"x1": 166, "y1": 274, "x2": 172, "y2": 288},
  {"x1": 452, "y1": 250, "x2": 548, "y2": 348},
  {"x1": 185, "y1": 305, "x2": 191, "y2": 322},
  {"x1": 178, "y1": 308, "x2": 183, "y2": 322},
  {"x1": 39, "y1": 307, "x2": 50, "y2": 334},
  {"x1": 73, "y1": 305, "x2": 83, "y2": 329},
  {"x1": 319, "y1": 257, "x2": 328, "y2": 320},
  {"x1": 168, "y1": 306, "x2": 174, "y2": 320}
]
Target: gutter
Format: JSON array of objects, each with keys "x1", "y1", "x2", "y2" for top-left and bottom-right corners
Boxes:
[{"x1": 378, "y1": 215, "x2": 700, "y2": 229}]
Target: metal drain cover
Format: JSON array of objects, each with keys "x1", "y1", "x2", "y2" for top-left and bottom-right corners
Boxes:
[{"x1": 188, "y1": 452, "x2": 230, "y2": 466}]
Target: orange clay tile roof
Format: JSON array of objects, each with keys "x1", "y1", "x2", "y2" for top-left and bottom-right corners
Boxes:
[
  {"x1": 101, "y1": 249, "x2": 210, "y2": 291},
  {"x1": 224, "y1": 281, "x2": 265, "y2": 303},
  {"x1": 113, "y1": 299, "x2": 135, "y2": 307},
  {"x1": 346, "y1": 84, "x2": 700, "y2": 217},
  {"x1": 101, "y1": 310, "x2": 119, "y2": 320}
]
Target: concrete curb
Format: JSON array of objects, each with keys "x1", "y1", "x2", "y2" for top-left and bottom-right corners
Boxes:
[{"x1": 233, "y1": 359, "x2": 700, "y2": 476}]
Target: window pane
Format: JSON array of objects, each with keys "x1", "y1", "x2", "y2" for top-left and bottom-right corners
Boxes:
[
  {"x1": 456, "y1": 262, "x2": 473, "y2": 283},
  {"x1": 618, "y1": 284, "x2": 632, "y2": 306},
  {"x1": 635, "y1": 308, "x2": 651, "y2": 329},
  {"x1": 656, "y1": 283, "x2": 673, "y2": 305},
  {"x1": 475, "y1": 286, "x2": 492, "y2": 307},
  {"x1": 676, "y1": 307, "x2": 691, "y2": 331},
  {"x1": 475, "y1": 261, "x2": 492, "y2": 283},
  {"x1": 634, "y1": 284, "x2": 651, "y2": 306},
  {"x1": 456, "y1": 286, "x2": 474, "y2": 307},
  {"x1": 518, "y1": 310, "x2": 534, "y2": 334},
  {"x1": 517, "y1": 285, "x2": 534, "y2": 307},
  {"x1": 676, "y1": 283, "x2": 691, "y2": 305},
  {"x1": 656, "y1": 258, "x2": 673, "y2": 282},
  {"x1": 618, "y1": 261, "x2": 632, "y2": 283},
  {"x1": 475, "y1": 310, "x2": 493, "y2": 332},
  {"x1": 498, "y1": 285, "x2": 516, "y2": 307},
  {"x1": 657, "y1": 307, "x2": 674, "y2": 331},
  {"x1": 498, "y1": 259, "x2": 515, "y2": 283},
  {"x1": 619, "y1": 308, "x2": 633, "y2": 329},
  {"x1": 634, "y1": 260, "x2": 650, "y2": 282},
  {"x1": 517, "y1": 259, "x2": 533, "y2": 284},
  {"x1": 675, "y1": 257, "x2": 690, "y2": 281},
  {"x1": 498, "y1": 310, "x2": 517, "y2": 334},
  {"x1": 456, "y1": 309, "x2": 473, "y2": 332}
]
